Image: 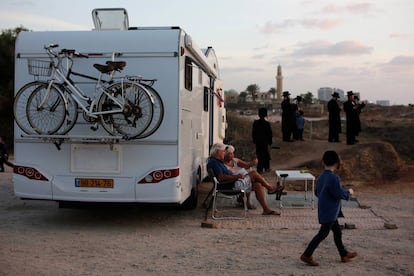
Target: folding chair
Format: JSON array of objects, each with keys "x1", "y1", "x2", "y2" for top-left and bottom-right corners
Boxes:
[{"x1": 207, "y1": 168, "x2": 248, "y2": 220}]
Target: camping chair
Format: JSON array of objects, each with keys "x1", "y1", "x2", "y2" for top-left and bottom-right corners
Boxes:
[{"x1": 207, "y1": 168, "x2": 247, "y2": 220}]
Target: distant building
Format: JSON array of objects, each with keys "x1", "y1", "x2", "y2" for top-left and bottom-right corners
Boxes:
[
  {"x1": 376, "y1": 100, "x2": 390, "y2": 106},
  {"x1": 245, "y1": 91, "x2": 273, "y2": 103},
  {"x1": 318, "y1": 87, "x2": 345, "y2": 101}
]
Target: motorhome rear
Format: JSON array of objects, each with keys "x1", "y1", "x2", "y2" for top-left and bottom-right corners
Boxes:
[{"x1": 13, "y1": 8, "x2": 226, "y2": 209}]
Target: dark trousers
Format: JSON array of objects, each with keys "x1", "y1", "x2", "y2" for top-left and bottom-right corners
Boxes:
[
  {"x1": 296, "y1": 129, "x2": 304, "y2": 140},
  {"x1": 346, "y1": 121, "x2": 356, "y2": 144},
  {"x1": 346, "y1": 131, "x2": 356, "y2": 144},
  {"x1": 303, "y1": 220, "x2": 348, "y2": 258},
  {"x1": 256, "y1": 144, "x2": 270, "y2": 173},
  {"x1": 257, "y1": 156, "x2": 270, "y2": 173},
  {"x1": 0, "y1": 157, "x2": 14, "y2": 171},
  {"x1": 328, "y1": 129, "x2": 339, "y2": 142}
]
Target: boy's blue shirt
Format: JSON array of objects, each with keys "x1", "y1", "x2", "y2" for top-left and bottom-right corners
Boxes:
[
  {"x1": 296, "y1": 116, "x2": 305, "y2": 129},
  {"x1": 316, "y1": 170, "x2": 350, "y2": 224}
]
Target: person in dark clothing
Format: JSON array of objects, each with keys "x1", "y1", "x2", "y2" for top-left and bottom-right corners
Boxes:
[
  {"x1": 343, "y1": 91, "x2": 359, "y2": 145},
  {"x1": 252, "y1": 107, "x2": 273, "y2": 173},
  {"x1": 300, "y1": 150, "x2": 357, "y2": 266},
  {"x1": 327, "y1": 92, "x2": 342, "y2": 142},
  {"x1": 281, "y1": 91, "x2": 296, "y2": 142},
  {"x1": 0, "y1": 136, "x2": 14, "y2": 172},
  {"x1": 353, "y1": 95, "x2": 366, "y2": 137}
]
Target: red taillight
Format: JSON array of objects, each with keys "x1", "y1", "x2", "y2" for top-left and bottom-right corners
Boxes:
[
  {"x1": 138, "y1": 168, "x2": 179, "y2": 184},
  {"x1": 13, "y1": 165, "x2": 48, "y2": 181}
]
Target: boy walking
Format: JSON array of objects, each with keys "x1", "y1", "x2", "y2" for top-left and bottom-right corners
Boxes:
[{"x1": 300, "y1": 150, "x2": 357, "y2": 266}]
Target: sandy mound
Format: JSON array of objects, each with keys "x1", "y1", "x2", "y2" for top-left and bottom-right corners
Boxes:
[
  {"x1": 338, "y1": 142, "x2": 404, "y2": 181},
  {"x1": 297, "y1": 141, "x2": 404, "y2": 182}
]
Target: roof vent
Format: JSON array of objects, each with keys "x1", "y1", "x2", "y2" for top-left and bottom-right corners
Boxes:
[{"x1": 92, "y1": 8, "x2": 129, "y2": 30}]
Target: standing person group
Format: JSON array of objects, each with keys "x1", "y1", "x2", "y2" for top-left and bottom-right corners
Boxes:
[
  {"x1": 252, "y1": 107, "x2": 273, "y2": 173},
  {"x1": 343, "y1": 91, "x2": 366, "y2": 145}
]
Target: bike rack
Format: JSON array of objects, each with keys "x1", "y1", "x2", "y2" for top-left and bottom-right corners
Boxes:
[{"x1": 21, "y1": 134, "x2": 124, "y2": 150}]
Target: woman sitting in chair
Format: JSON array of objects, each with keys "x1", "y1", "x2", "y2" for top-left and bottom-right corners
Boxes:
[
  {"x1": 207, "y1": 143, "x2": 280, "y2": 215},
  {"x1": 224, "y1": 145, "x2": 283, "y2": 212}
]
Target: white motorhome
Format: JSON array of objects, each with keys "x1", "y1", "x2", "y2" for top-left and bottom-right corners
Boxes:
[{"x1": 12, "y1": 8, "x2": 226, "y2": 209}]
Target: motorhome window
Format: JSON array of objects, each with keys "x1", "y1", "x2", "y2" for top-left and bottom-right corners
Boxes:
[
  {"x1": 203, "y1": 87, "x2": 209, "y2": 111},
  {"x1": 184, "y1": 57, "x2": 193, "y2": 91}
]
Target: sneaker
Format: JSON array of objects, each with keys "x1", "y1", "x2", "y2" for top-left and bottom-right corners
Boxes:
[{"x1": 300, "y1": 254, "x2": 319, "y2": 266}]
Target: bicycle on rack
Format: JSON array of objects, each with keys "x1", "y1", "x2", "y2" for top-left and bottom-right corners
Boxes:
[{"x1": 14, "y1": 44, "x2": 155, "y2": 139}]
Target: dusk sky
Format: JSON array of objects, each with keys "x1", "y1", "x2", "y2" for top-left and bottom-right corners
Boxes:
[{"x1": 1, "y1": 0, "x2": 413, "y2": 105}]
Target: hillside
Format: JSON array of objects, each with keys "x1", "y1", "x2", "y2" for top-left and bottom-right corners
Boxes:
[{"x1": 224, "y1": 104, "x2": 414, "y2": 191}]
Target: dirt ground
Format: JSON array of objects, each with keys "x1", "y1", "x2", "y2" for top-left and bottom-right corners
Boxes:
[{"x1": 1, "y1": 143, "x2": 413, "y2": 276}]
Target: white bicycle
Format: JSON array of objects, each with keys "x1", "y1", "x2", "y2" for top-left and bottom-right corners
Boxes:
[{"x1": 14, "y1": 44, "x2": 157, "y2": 139}]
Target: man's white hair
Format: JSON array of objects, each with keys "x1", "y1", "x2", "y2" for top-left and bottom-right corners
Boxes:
[{"x1": 209, "y1": 143, "x2": 225, "y2": 157}]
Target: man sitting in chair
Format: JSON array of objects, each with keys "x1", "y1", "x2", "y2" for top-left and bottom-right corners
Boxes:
[{"x1": 207, "y1": 143, "x2": 280, "y2": 216}]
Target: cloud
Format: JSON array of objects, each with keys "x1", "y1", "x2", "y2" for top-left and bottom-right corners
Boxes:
[
  {"x1": 0, "y1": 11, "x2": 88, "y2": 31},
  {"x1": 389, "y1": 32, "x2": 414, "y2": 39},
  {"x1": 300, "y1": 19, "x2": 341, "y2": 29},
  {"x1": 283, "y1": 59, "x2": 323, "y2": 68},
  {"x1": 290, "y1": 40, "x2": 373, "y2": 56},
  {"x1": 260, "y1": 18, "x2": 339, "y2": 33},
  {"x1": 321, "y1": 3, "x2": 373, "y2": 14},
  {"x1": 259, "y1": 3, "x2": 374, "y2": 34},
  {"x1": 325, "y1": 66, "x2": 374, "y2": 78},
  {"x1": 377, "y1": 56, "x2": 414, "y2": 75},
  {"x1": 252, "y1": 45, "x2": 269, "y2": 51},
  {"x1": 252, "y1": 54, "x2": 265, "y2": 59},
  {"x1": 260, "y1": 20, "x2": 295, "y2": 34},
  {"x1": 221, "y1": 67, "x2": 265, "y2": 73},
  {"x1": 387, "y1": 56, "x2": 414, "y2": 66}
]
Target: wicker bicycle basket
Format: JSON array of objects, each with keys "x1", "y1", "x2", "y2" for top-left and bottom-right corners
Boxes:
[{"x1": 28, "y1": 59, "x2": 53, "y2": 76}]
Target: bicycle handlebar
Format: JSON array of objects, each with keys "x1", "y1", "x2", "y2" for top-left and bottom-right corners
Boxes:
[
  {"x1": 60, "y1": 49, "x2": 89, "y2": 59},
  {"x1": 44, "y1": 44, "x2": 88, "y2": 59}
]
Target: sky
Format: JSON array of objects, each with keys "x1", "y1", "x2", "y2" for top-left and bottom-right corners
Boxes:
[{"x1": 1, "y1": 0, "x2": 414, "y2": 105}]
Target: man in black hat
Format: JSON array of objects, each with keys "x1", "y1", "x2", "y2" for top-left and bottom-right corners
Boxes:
[
  {"x1": 327, "y1": 92, "x2": 342, "y2": 142},
  {"x1": 343, "y1": 91, "x2": 359, "y2": 145},
  {"x1": 281, "y1": 91, "x2": 296, "y2": 142}
]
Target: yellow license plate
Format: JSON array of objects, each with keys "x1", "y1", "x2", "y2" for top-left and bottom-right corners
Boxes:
[{"x1": 75, "y1": 178, "x2": 114, "y2": 188}]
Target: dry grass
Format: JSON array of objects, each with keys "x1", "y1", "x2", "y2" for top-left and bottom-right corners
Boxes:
[{"x1": 225, "y1": 105, "x2": 414, "y2": 190}]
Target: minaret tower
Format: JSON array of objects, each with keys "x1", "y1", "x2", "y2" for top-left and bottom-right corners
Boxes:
[{"x1": 276, "y1": 65, "x2": 283, "y2": 101}]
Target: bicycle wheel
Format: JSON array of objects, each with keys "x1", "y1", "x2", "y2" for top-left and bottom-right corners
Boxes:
[
  {"x1": 98, "y1": 81, "x2": 154, "y2": 138},
  {"x1": 137, "y1": 83, "x2": 164, "y2": 138},
  {"x1": 26, "y1": 84, "x2": 66, "y2": 134},
  {"x1": 55, "y1": 85, "x2": 79, "y2": 135},
  {"x1": 14, "y1": 81, "x2": 48, "y2": 134}
]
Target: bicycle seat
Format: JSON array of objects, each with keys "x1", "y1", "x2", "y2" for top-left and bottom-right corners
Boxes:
[
  {"x1": 106, "y1": 61, "x2": 126, "y2": 71},
  {"x1": 93, "y1": 61, "x2": 126, "y2": 74}
]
